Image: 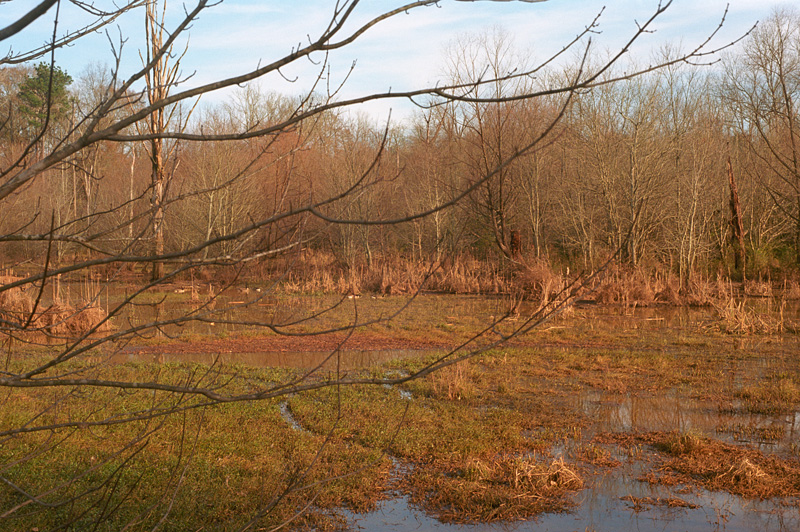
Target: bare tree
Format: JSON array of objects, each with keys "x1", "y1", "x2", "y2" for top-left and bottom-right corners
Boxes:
[
  {"x1": 722, "y1": 6, "x2": 800, "y2": 264},
  {"x1": 0, "y1": 1, "x2": 743, "y2": 528}
]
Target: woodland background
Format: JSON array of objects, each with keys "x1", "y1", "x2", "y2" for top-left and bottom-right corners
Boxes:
[{"x1": 2, "y1": 9, "x2": 799, "y2": 300}]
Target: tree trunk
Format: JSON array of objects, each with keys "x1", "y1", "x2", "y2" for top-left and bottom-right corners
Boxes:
[{"x1": 727, "y1": 156, "x2": 746, "y2": 279}]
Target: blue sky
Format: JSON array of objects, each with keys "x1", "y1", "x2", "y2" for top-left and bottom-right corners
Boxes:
[{"x1": 0, "y1": 0, "x2": 779, "y2": 123}]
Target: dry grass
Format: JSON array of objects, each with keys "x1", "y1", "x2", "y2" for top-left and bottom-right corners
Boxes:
[
  {"x1": 709, "y1": 298, "x2": 790, "y2": 335},
  {"x1": 279, "y1": 251, "x2": 517, "y2": 296},
  {"x1": 405, "y1": 454, "x2": 583, "y2": 522},
  {"x1": 429, "y1": 362, "x2": 479, "y2": 401},
  {"x1": 782, "y1": 279, "x2": 800, "y2": 300},
  {"x1": 32, "y1": 303, "x2": 113, "y2": 336},
  {"x1": 0, "y1": 279, "x2": 112, "y2": 337},
  {"x1": 653, "y1": 275, "x2": 733, "y2": 307},
  {"x1": 682, "y1": 276, "x2": 733, "y2": 306},
  {"x1": 0, "y1": 280, "x2": 33, "y2": 326},
  {"x1": 735, "y1": 378, "x2": 800, "y2": 414},
  {"x1": 513, "y1": 259, "x2": 565, "y2": 305},
  {"x1": 744, "y1": 279, "x2": 774, "y2": 298},
  {"x1": 249, "y1": 250, "x2": 800, "y2": 322},
  {"x1": 0, "y1": 275, "x2": 112, "y2": 337},
  {"x1": 600, "y1": 431, "x2": 800, "y2": 499},
  {"x1": 594, "y1": 267, "x2": 655, "y2": 306},
  {"x1": 571, "y1": 444, "x2": 622, "y2": 468}
]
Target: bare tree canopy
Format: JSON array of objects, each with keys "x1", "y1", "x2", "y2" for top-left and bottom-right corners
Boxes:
[{"x1": 0, "y1": 0, "x2": 774, "y2": 529}]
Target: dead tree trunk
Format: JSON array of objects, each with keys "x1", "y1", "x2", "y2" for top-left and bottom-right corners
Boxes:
[{"x1": 727, "y1": 156, "x2": 746, "y2": 280}]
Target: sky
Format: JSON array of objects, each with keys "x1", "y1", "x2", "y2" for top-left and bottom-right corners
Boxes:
[{"x1": 0, "y1": 0, "x2": 782, "y2": 124}]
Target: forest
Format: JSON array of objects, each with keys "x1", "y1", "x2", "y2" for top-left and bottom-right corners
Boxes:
[{"x1": 1, "y1": 7, "x2": 798, "y2": 300}]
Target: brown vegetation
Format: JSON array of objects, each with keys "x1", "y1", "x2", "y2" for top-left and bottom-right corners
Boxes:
[
  {"x1": 599, "y1": 431, "x2": 800, "y2": 499},
  {"x1": 403, "y1": 455, "x2": 583, "y2": 523},
  {"x1": 0, "y1": 276, "x2": 111, "y2": 337}
]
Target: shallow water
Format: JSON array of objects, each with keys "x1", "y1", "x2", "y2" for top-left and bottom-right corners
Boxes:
[
  {"x1": 344, "y1": 383, "x2": 800, "y2": 532},
  {"x1": 577, "y1": 390, "x2": 799, "y2": 456},
  {"x1": 95, "y1": 294, "x2": 800, "y2": 531},
  {"x1": 348, "y1": 475, "x2": 799, "y2": 532},
  {"x1": 345, "y1": 387, "x2": 800, "y2": 532}
]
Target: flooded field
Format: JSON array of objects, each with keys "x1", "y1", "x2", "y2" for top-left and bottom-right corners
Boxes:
[
  {"x1": 343, "y1": 387, "x2": 800, "y2": 532},
  {"x1": 3, "y1": 292, "x2": 799, "y2": 531},
  {"x1": 113, "y1": 295, "x2": 800, "y2": 531}
]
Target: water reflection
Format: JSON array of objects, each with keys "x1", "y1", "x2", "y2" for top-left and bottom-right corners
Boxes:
[
  {"x1": 578, "y1": 390, "x2": 799, "y2": 455},
  {"x1": 348, "y1": 484, "x2": 800, "y2": 532},
  {"x1": 345, "y1": 387, "x2": 800, "y2": 532}
]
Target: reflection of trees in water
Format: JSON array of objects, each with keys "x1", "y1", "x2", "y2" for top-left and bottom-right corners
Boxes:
[{"x1": 580, "y1": 389, "x2": 798, "y2": 455}]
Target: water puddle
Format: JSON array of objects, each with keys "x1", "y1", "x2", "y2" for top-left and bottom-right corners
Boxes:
[
  {"x1": 348, "y1": 496, "x2": 496, "y2": 531},
  {"x1": 279, "y1": 401, "x2": 302, "y2": 431},
  {"x1": 577, "y1": 390, "x2": 799, "y2": 456},
  {"x1": 348, "y1": 487, "x2": 798, "y2": 532},
  {"x1": 345, "y1": 387, "x2": 800, "y2": 532}
]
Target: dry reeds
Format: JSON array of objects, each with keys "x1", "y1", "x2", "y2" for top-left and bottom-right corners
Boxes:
[
  {"x1": 782, "y1": 279, "x2": 800, "y2": 300},
  {"x1": 681, "y1": 276, "x2": 730, "y2": 306},
  {"x1": 0, "y1": 275, "x2": 112, "y2": 337},
  {"x1": 429, "y1": 363, "x2": 477, "y2": 401},
  {"x1": 744, "y1": 279, "x2": 774, "y2": 298},
  {"x1": 601, "y1": 430, "x2": 800, "y2": 499},
  {"x1": 0, "y1": 277, "x2": 33, "y2": 327},
  {"x1": 594, "y1": 267, "x2": 655, "y2": 306},
  {"x1": 277, "y1": 251, "x2": 517, "y2": 296},
  {"x1": 717, "y1": 457, "x2": 769, "y2": 488},
  {"x1": 514, "y1": 260, "x2": 564, "y2": 305},
  {"x1": 407, "y1": 454, "x2": 583, "y2": 522},
  {"x1": 33, "y1": 303, "x2": 113, "y2": 336},
  {"x1": 709, "y1": 298, "x2": 787, "y2": 335}
]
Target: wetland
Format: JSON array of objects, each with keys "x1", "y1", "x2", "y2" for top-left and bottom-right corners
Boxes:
[{"x1": 1, "y1": 291, "x2": 799, "y2": 531}]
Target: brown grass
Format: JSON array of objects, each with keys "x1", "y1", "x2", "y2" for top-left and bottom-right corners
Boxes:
[
  {"x1": 0, "y1": 276, "x2": 112, "y2": 337},
  {"x1": 744, "y1": 279, "x2": 774, "y2": 298},
  {"x1": 709, "y1": 298, "x2": 789, "y2": 335},
  {"x1": 653, "y1": 275, "x2": 733, "y2": 307},
  {"x1": 571, "y1": 444, "x2": 622, "y2": 468},
  {"x1": 404, "y1": 454, "x2": 583, "y2": 522},
  {"x1": 429, "y1": 362, "x2": 478, "y2": 401},
  {"x1": 599, "y1": 431, "x2": 800, "y2": 499},
  {"x1": 0, "y1": 280, "x2": 33, "y2": 326},
  {"x1": 682, "y1": 276, "x2": 732, "y2": 306},
  {"x1": 33, "y1": 303, "x2": 113, "y2": 336},
  {"x1": 279, "y1": 251, "x2": 518, "y2": 296},
  {"x1": 513, "y1": 259, "x2": 564, "y2": 305},
  {"x1": 594, "y1": 267, "x2": 655, "y2": 306},
  {"x1": 782, "y1": 280, "x2": 800, "y2": 300},
  {"x1": 735, "y1": 378, "x2": 800, "y2": 414}
]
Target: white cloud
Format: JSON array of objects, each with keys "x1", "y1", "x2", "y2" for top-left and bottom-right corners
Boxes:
[{"x1": 0, "y1": 0, "x2": 776, "y2": 124}]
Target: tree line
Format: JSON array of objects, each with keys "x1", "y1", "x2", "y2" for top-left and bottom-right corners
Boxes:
[{"x1": 2, "y1": 11, "x2": 796, "y2": 290}]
